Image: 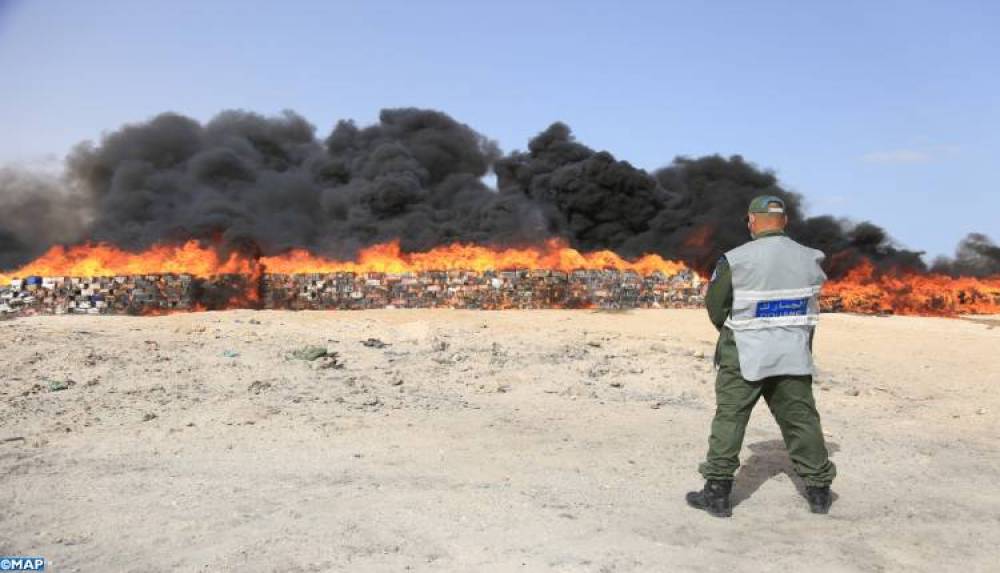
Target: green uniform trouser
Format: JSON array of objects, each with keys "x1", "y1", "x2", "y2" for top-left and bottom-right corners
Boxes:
[{"x1": 699, "y1": 328, "x2": 836, "y2": 487}]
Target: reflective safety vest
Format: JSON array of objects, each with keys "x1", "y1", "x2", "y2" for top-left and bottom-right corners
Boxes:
[{"x1": 722, "y1": 235, "x2": 826, "y2": 381}]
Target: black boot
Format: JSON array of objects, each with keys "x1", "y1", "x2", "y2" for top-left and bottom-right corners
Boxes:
[
  {"x1": 686, "y1": 479, "x2": 733, "y2": 518},
  {"x1": 806, "y1": 485, "x2": 832, "y2": 514}
]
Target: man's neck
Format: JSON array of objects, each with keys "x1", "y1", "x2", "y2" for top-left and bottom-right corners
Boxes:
[{"x1": 752, "y1": 228, "x2": 786, "y2": 239}]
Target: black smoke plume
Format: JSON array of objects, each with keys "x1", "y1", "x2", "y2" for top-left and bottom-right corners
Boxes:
[
  {"x1": 931, "y1": 234, "x2": 1000, "y2": 277},
  {"x1": 65, "y1": 108, "x2": 541, "y2": 260},
  {"x1": 0, "y1": 107, "x2": 991, "y2": 278},
  {"x1": 494, "y1": 124, "x2": 928, "y2": 274},
  {"x1": 0, "y1": 167, "x2": 90, "y2": 269}
]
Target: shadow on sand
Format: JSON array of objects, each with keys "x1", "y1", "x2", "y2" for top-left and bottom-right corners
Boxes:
[{"x1": 731, "y1": 439, "x2": 840, "y2": 507}]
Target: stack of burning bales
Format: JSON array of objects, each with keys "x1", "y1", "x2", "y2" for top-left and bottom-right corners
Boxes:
[
  {"x1": 6, "y1": 269, "x2": 999, "y2": 317},
  {"x1": 817, "y1": 284, "x2": 1000, "y2": 315},
  {"x1": 0, "y1": 269, "x2": 705, "y2": 316},
  {"x1": 0, "y1": 274, "x2": 253, "y2": 316},
  {"x1": 262, "y1": 269, "x2": 704, "y2": 310}
]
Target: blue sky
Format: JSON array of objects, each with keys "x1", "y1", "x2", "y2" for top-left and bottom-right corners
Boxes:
[{"x1": 1, "y1": 0, "x2": 996, "y2": 259}]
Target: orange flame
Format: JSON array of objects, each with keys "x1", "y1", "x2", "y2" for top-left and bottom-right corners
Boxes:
[
  {"x1": 4, "y1": 240, "x2": 999, "y2": 316},
  {"x1": 0, "y1": 241, "x2": 255, "y2": 282},
  {"x1": 259, "y1": 239, "x2": 689, "y2": 275},
  {"x1": 822, "y1": 259, "x2": 1000, "y2": 316},
  {"x1": 0, "y1": 239, "x2": 690, "y2": 284}
]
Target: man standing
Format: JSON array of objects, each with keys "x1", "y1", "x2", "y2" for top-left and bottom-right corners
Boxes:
[{"x1": 686, "y1": 195, "x2": 836, "y2": 518}]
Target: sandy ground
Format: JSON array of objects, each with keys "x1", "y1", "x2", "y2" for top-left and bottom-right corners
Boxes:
[{"x1": 1, "y1": 309, "x2": 998, "y2": 572}]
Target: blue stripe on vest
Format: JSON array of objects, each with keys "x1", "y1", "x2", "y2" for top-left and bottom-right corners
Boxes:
[{"x1": 755, "y1": 297, "x2": 809, "y2": 318}]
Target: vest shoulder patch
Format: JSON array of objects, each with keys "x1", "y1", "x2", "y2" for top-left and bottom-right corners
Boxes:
[{"x1": 710, "y1": 256, "x2": 727, "y2": 283}]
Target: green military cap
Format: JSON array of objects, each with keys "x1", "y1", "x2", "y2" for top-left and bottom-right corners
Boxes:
[{"x1": 748, "y1": 195, "x2": 786, "y2": 214}]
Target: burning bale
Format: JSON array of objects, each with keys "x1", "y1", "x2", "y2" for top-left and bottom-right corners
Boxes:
[
  {"x1": 0, "y1": 238, "x2": 708, "y2": 316},
  {"x1": 261, "y1": 269, "x2": 702, "y2": 310},
  {"x1": 1, "y1": 237, "x2": 998, "y2": 318},
  {"x1": 3, "y1": 246, "x2": 1000, "y2": 317},
  {"x1": 1, "y1": 269, "x2": 704, "y2": 316},
  {"x1": 3, "y1": 108, "x2": 1000, "y2": 319},
  {"x1": 817, "y1": 260, "x2": 1000, "y2": 316},
  {"x1": 0, "y1": 274, "x2": 252, "y2": 316}
]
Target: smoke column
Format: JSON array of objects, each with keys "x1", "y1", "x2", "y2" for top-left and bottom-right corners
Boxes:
[
  {"x1": 931, "y1": 234, "x2": 1000, "y2": 277},
  {"x1": 0, "y1": 167, "x2": 90, "y2": 269},
  {"x1": 0, "y1": 107, "x2": 995, "y2": 278}
]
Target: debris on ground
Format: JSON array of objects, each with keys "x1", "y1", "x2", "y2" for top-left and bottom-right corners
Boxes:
[
  {"x1": 489, "y1": 342, "x2": 509, "y2": 366},
  {"x1": 312, "y1": 354, "x2": 344, "y2": 370},
  {"x1": 588, "y1": 362, "x2": 611, "y2": 378},
  {"x1": 361, "y1": 338, "x2": 389, "y2": 349},
  {"x1": 47, "y1": 379, "x2": 75, "y2": 392},
  {"x1": 291, "y1": 345, "x2": 329, "y2": 361},
  {"x1": 248, "y1": 380, "x2": 272, "y2": 394}
]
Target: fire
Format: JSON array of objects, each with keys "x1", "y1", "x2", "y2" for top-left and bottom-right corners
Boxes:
[
  {"x1": 0, "y1": 241, "x2": 256, "y2": 282},
  {"x1": 4, "y1": 240, "x2": 999, "y2": 316},
  {"x1": 822, "y1": 260, "x2": 1000, "y2": 316},
  {"x1": 0, "y1": 238, "x2": 690, "y2": 284},
  {"x1": 259, "y1": 239, "x2": 689, "y2": 276}
]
